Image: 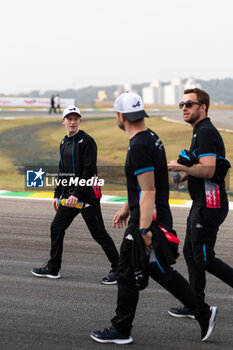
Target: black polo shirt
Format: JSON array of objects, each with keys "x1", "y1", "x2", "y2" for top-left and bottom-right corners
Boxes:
[
  {"x1": 188, "y1": 118, "x2": 228, "y2": 208},
  {"x1": 125, "y1": 128, "x2": 172, "y2": 227}
]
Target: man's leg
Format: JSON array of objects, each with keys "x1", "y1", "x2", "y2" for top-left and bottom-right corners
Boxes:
[
  {"x1": 111, "y1": 221, "x2": 139, "y2": 335},
  {"x1": 150, "y1": 265, "x2": 208, "y2": 314},
  {"x1": 150, "y1": 264, "x2": 217, "y2": 341},
  {"x1": 184, "y1": 210, "x2": 206, "y2": 303},
  {"x1": 91, "y1": 221, "x2": 138, "y2": 344},
  {"x1": 169, "y1": 208, "x2": 206, "y2": 318},
  {"x1": 170, "y1": 205, "x2": 232, "y2": 318},
  {"x1": 81, "y1": 201, "x2": 119, "y2": 273},
  {"x1": 31, "y1": 205, "x2": 79, "y2": 278},
  {"x1": 47, "y1": 205, "x2": 80, "y2": 273},
  {"x1": 191, "y1": 206, "x2": 233, "y2": 288}
]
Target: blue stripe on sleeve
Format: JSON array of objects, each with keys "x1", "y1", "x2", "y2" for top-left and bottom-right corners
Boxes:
[
  {"x1": 179, "y1": 149, "x2": 191, "y2": 160},
  {"x1": 134, "y1": 166, "x2": 154, "y2": 176},
  {"x1": 192, "y1": 148, "x2": 198, "y2": 159},
  {"x1": 217, "y1": 156, "x2": 230, "y2": 162},
  {"x1": 198, "y1": 153, "x2": 216, "y2": 158}
]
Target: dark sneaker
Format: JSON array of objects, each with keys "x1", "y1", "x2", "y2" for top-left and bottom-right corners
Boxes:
[
  {"x1": 168, "y1": 306, "x2": 195, "y2": 319},
  {"x1": 101, "y1": 270, "x2": 117, "y2": 285},
  {"x1": 198, "y1": 306, "x2": 218, "y2": 342},
  {"x1": 91, "y1": 325, "x2": 133, "y2": 344},
  {"x1": 31, "y1": 264, "x2": 61, "y2": 279}
]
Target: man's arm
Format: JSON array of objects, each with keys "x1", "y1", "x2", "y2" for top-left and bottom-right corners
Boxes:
[
  {"x1": 168, "y1": 155, "x2": 216, "y2": 179},
  {"x1": 137, "y1": 171, "x2": 155, "y2": 252},
  {"x1": 52, "y1": 198, "x2": 59, "y2": 211},
  {"x1": 72, "y1": 137, "x2": 97, "y2": 199}
]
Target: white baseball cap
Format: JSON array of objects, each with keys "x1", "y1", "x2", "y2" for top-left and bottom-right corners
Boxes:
[
  {"x1": 114, "y1": 91, "x2": 149, "y2": 121},
  {"x1": 62, "y1": 105, "x2": 82, "y2": 119}
]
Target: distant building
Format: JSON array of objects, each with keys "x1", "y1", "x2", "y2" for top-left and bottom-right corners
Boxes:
[
  {"x1": 95, "y1": 78, "x2": 203, "y2": 108},
  {"x1": 95, "y1": 90, "x2": 108, "y2": 102},
  {"x1": 114, "y1": 83, "x2": 136, "y2": 98},
  {"x1": 123, "y1": 83, "x2": 133, "y2": 92},
  {"x1": 142, "y1": 80, "x2": 163, "y2": 105},
  {"x1": 142, "y1": 77, "x2": 202, "y2": 106},
  {"x1": 163, "y1": 78, "x2": 184, "y2": 106},
  {"x1": 184, "y1": 78, "x2": 202, "y2": 90},
  {"x1": 114, "y1": 87, "x2": 124, "y2": 98},
  {"x1": 94, "y1": 89, "x2": 113, "y2": 108}
]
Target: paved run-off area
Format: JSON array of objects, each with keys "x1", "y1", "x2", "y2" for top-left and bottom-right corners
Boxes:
[{"x1": 1, "y1": 198, "x2": 233, "y2": 350}]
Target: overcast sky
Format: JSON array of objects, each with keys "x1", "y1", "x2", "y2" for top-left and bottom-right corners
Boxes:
[{"x1": 1, "y1": 0, "x2": 233, "y2": 94}]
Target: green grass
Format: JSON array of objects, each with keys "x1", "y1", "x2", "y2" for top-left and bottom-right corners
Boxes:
[
  {"x1": 41, "y1": 117, "x2": 193, "y2": 166},
  {"x1": 0, "y1": 115, "x2": 232, "y2": 199}
]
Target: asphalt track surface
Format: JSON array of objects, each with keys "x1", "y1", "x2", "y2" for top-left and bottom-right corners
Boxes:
[
  {"x1": 1, "y1": 198, "x2": 233, "y2": 350},
  {"x1": 1, "y1": 109, "x2": 233, "y2": 131},
  {"x1": 162, "y1": 109, "x2": 233, "y2": 132}
]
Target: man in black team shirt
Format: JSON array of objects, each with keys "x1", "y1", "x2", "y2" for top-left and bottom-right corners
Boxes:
[
  {"x1": 168, "y1": 88, "x2": 233, "y2": 318},
  {"x1": 31, "y1": 105, "x2": 119, "y2": 284},
  {"x1": 91, "y1": 92, "x2": 217, "y2": 345}
]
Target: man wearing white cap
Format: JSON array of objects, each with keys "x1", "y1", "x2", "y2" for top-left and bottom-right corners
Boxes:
[
  {"x1": 91, "y1": 92, "x2": 217, "y2": 345},
  {"x1": 31, "y1": 105, "x2": 119, "y2": 283}
]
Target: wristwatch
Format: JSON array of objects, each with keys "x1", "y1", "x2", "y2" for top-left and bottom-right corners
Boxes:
[{"x1": 139, "y1": 227, "x2": 151, "y2": 235}]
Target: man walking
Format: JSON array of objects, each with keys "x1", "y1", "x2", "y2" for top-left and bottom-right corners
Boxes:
[
  {"x1": 168, "y1": 88, "x2": 232, "y2": 318},
  {"x1": 49, "y1": 94, "x2": 56, "y2": 114},
  {"x1": 32, "y1": 105, "x2": 119, "y2": 284},
  {"x1": 54, "y1": 94, "x2": 62, "y2": 113},
  {"x1": 91, "y1": 92, "x2": 217, "y2": 345}
]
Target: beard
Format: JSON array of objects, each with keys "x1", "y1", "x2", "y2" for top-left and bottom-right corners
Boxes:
[
  {"x1": 118, "y1": 122, "x2": 125, "y2": 131},
  {"x1": 183, "y1": 110, "x2": 201, "y2": 125}
]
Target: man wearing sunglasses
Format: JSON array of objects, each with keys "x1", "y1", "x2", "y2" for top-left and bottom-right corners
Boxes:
[
  {"x1": 168, "y1": 88, "x2": 233, "y2": 319},
  {"x1": 91, "y1": 92, "x2": 218, "y2": 345}
]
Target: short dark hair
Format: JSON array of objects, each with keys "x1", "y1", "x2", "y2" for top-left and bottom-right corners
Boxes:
[
  {"x1": 124, "y1": 115, "x2": 144, "y2": 124},
  {"x1": 184, "y1": 88, "x2": 210, "y2": 115}
]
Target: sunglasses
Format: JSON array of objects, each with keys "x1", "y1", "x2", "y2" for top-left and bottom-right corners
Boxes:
[{"x1": 179, "y1": 100, "x2": 202, "y2": 109}]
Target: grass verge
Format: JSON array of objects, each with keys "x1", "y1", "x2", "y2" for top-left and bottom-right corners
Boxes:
[{"x1": 0, "y1": 115, "x2": 232, "y2": 200}]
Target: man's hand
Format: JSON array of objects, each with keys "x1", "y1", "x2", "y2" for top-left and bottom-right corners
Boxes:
[
  {"x1": 52, "y1": 198, "x2": 59, "y2": 212},
  {"x1": 168, "y1": 160, "x2": 183, "y2": 172},
  {"x1": 66, "y1": 195, "x2": 78, "y2": 207},
  {"x1": 113, "y1": 205, "x2": 130, "y2": 228},
  {"x1": 141, "y1": 231, "x2": 153, "y2": 253},
  {"x1": 170, "y1": 171, "x2": 188, "y2": 188}
]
